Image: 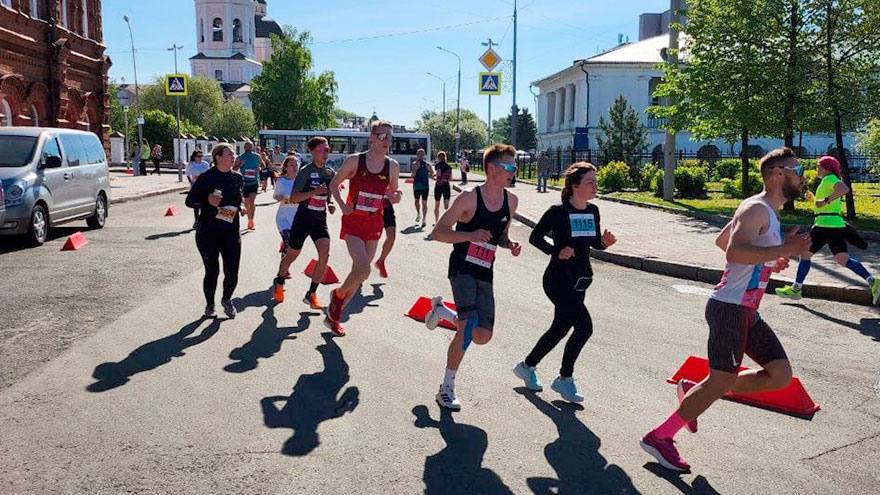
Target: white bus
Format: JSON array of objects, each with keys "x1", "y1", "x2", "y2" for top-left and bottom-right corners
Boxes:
[{"x1": 258, "y1": 129, "x2": 431, "y2": 173}]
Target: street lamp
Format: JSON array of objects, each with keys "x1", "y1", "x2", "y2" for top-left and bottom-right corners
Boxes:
[
  {"x1": 123, "y1": 15, "x2": 144, "y2": 176},
  {"x1": 436, "y1": 46, "x2": 461, "y2": 160},
  {"x1": 426, "y1": 72, "x2": 455, "y2": 123}
]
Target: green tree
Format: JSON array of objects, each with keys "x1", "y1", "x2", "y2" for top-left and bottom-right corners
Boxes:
[
  {"x1": 332, "y1": 108, "x2": 360, "y2": 121},
  {"x1": 142, "y1": 109, "x2": 204, "y2": 159},
  {"x1": 209, "y1": 100, "x2": 257, "y2": 141},
  {"x1": 140, "y1": 76, "x2": 225, "y2": 129},
  {"x1": 596, "y1": 94, "x2": 648, "y2": 186},
  {"x1": 250, "y1": 27, "x2": 338, "y2": 129},
  {"x1": 860, "y1": 118, "x2": 880, "y2": 155},
  {"x1": 490, "y1": 108, "x2": 538, "y2": 151},
  {"x1": 416, "y1": 109, "x2": 488, "y2": 156}
]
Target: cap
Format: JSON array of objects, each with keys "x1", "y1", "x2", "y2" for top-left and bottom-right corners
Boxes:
[{"x1": 817, "y1": 155, "x2": 841, "y2": 177}]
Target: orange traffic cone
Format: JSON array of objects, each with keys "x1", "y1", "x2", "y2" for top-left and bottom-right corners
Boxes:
[
  {"x1": 61, "y1": 232, "x2": 88, "y2": 251},
  {"x1": 164, "y1": 205, "x2": 179, "y2": 216},
  {"x1": 405, "y1": 296, "x2": 457, "y2": 330},
  {"x1": 303, "y1": 259, "x2": 340, "y2": 284}
]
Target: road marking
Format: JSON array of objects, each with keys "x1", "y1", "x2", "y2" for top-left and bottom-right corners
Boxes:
[{"x1": 672, "y1": 285, "x2": 713, "y2": 296}]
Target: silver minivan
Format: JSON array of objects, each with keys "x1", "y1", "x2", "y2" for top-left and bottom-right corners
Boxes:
[{"x1": 0, "y1": 127, "x2": 110, "y2": 246}]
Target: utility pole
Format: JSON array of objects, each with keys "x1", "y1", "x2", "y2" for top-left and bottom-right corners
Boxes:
[
  {"x1": 510, "y1": 0, "x2": 518, "y2": 148},
  {"x1": 482, "y1": 38, "x2": 497, "y2": 145},
  {"x1": 437, "y1": 46, "x2": 461, "y2": 160},
  {"x1": 123, "y1": 15, "x2": 143, "y2": 176},
  {"x1": 662, "y1": 0, "x2": 681, "y2": 201},
  {"x1": 168, "y1": 43, "x2": 184, "y2": 182}
]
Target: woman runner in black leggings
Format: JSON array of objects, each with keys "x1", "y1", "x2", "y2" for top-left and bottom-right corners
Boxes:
[
  {"x1": 185, "y1": 142, "x2": 244, "y2": 319},
  {"x1": 513, "y1": 162, "x2": 616, "y2": 403}
]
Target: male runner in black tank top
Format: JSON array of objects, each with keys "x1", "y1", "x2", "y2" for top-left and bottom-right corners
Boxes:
[{"x1": 424, "y1": 143, "x2": 522, "y2": 411}]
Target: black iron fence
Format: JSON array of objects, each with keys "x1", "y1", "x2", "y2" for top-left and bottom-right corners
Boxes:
[{"x1": 463, "y1": 149, "x2": 880, "y2": 182}]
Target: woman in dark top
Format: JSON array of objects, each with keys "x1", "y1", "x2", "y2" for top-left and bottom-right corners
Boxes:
[
  {"x1": 513, "y1": 162, "x2": 616, "y2": 403},
  {"x1": 432, "y1": 151, "x2": 453, "y2": 225},
  {"x1": 185, "y1": 142, "x2": 244, "y2": 319}
]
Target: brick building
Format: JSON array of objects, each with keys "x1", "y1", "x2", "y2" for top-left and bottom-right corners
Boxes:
[{"x1": 0, "y1": 0, "x2": 110, "y2": 147}]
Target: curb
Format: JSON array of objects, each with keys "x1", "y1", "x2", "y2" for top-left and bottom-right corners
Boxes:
[
  {"x1": 110, "y1": 185, "x2": 190, "y2": 205},
  {"x1": 452, "y1": 183, "x2": 872, "y2": 306}
]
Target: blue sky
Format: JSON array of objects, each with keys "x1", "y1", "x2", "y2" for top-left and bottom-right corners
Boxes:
[{"x1": 104, "y1": 0, "x2": 669, "y2": 127}]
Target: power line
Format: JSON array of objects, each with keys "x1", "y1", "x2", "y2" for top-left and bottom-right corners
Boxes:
[{"x1": 313, "y1": 16, "x2": 511, "y2": 45}]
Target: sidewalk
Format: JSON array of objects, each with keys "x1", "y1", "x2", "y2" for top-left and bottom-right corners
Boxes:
[
  {"x1": 455, "y1": 174, "x2": 879, "y2": 306},
  {"x1": 108, "y1": 168, "x2": 190, "y2": 204}
]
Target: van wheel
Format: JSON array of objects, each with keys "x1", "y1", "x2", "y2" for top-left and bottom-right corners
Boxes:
[
  {"x1": 27, "y1": 204, "x2": 48, "y2": 246},
  {"x1": 86, "y1": 194, "x2": 107, "y2": 229}
]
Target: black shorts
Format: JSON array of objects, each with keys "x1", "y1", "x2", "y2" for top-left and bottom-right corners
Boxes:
[
  {"x1": 289, "y1": 214, "x2": 330, "y2": 250},
  {"x1": 705, "y1": 299, "x2": 787, "y2": 373},
  {"x1": 243, "y1": 183, "x2": 259, "y2": 196},
  {"x1": 383, "y1": 203, "x2": 396, "y2": 229},
  {"x1": 810, "y1": 225, "x2": 865, "y2": 254},
  {"x1": 414, "y1": 188, "x2": 429, "y2": 201},
  {"x1": 260, "y1": 169, "x2": 271, "y2": 180},
  {"x1": 434, "y1": 183, "x2": 451, "y2": 201}
]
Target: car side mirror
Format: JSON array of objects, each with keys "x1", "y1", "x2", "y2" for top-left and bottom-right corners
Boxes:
[{"x1": 43, "y1": 156, "x2": 62, "y2": 168}]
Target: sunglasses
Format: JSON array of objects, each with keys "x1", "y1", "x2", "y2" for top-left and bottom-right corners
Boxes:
[
  {"x1": 774, "y1": 164, "x2": 804, "y2": 177},
  {"x1": 493, "y1": 161, "x2": 518, "y2": 174},
  {"x1": 372, "y1": 132, "x2": 392, "y2": 142}
]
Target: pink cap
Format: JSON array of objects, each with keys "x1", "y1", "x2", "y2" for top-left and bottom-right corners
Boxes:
[{"x1": 817, "y1": 156, "x2": 841, "y2": 177}]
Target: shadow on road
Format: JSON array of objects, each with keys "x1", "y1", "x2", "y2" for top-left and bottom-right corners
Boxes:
[
  {"x1": 783, "y1": 303, "x2": 880, "y2": 342},
  {"x1": 341, "y1": 283, "x2": 384, "y2": 322},
  {"x1": 224, "y1": 309, "x2": 312, "y2": 373},
  {"x1": 0, "y1": 225, "x2": 89, "y2": 254},
  {"x1": 400, "y1": 225, "x2": 426, "y2": 235},
  {"x1": 514, "y1": 388, "x2": 640, "y2": 494},
  {"x1": 261, "y1": 332, "x2": 359, "y2": 456},
  {"x1": 86, "y1": 317, "x2": 222, "y2": 392},
  {"x1": 643, "y1": 464, "x2": 720, "y2": 495},
  {"x1": 145, "y1": 228, "x2": 194, "y2": 240},
  {"x1": 412, "y1": 404, "x2": 514, "y2": 494}
]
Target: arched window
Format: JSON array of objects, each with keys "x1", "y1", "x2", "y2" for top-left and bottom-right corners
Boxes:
[
  {"x1": 741, "y1": 145, "x2": 765, "y2": 159},
  {"x1": 827, "y1": 146, "x2": 851, "y2": 159},
  {"x1": 31, "y1": 105, "x2": 39, "y2": 126},
  {"x1": 1, "y1": 99, "x2": 12, "y2": 127},
  {"x1": 60, "y1": 0, "x2": 68, "y2": 27},
  {"x1": 81, "y1": 0, "x2": 89, "y2": 38},
  {"x1": 697, "y1": 144, "x2": 721, "y2": 164},
  {"x1": 651, "y1": 144, "x2": 664, "y2": 164},
  {"x1": 199, "y1": 18, "x2": 204, "y2": 42},
  {"x1": 212, "y1": 17, "x2": 223, "y2": 42},
  {"x1": 232, "y1": 19, "x2": 242, "y2": 42},
  {"x1": 30, "y1": 0, "x2": 40, "y2": 19}
]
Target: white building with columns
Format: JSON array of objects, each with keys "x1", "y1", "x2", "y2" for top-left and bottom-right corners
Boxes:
[
  {"x1": 189, "y1": 0, "x2": 282, "y2": 108},
  {"x1": 532, "y1": 9, "x2": 856, "y2": 161}
]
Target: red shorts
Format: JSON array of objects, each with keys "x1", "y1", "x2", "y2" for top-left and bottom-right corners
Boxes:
[{"x1": 340, "y1": 213, "x2": 384, "y2": 242}]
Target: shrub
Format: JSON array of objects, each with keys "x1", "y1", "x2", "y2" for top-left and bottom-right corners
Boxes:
[
  {"x1": 679, "y1": 159, "x2": 705, "y2": 170},
  {"x1": 721, "y1": 171, "x2": 764, "y2": 198},
  {"x1": 598, "y1": 161, "x2": 633, "y2": 192},
  {"x1": 800, "y1": 158, "x2": 817, "y2": 171},
  {"x1": 710, "y1": 158, "x2": 741, "y2": 181},
  {"x1": 640, "y1": 162, "x2": 663, "y2": 192},
  {"x1": 803, "y1": 169, "x2": 821, "y2": 192},
  {"x1": 675, "y1": 166, "x2": 708, "y2": 198}
]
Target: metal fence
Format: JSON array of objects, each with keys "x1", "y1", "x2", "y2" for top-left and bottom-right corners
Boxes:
[{"x1": 463, "y1": 149, "x2": 880, "y2": 182}]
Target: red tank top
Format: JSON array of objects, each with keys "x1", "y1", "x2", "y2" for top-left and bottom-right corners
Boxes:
[{"x1": 347, "y1": 153, "x2": 390, "y2": 217}]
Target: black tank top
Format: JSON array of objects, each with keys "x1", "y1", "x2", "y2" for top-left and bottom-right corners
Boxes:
[{"x1": 448, "y1": 187, "x2": 510, "y2": 282}]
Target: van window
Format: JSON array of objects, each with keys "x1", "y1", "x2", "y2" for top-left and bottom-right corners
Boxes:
[
  {"x1": 83, "y1": 135, "x2": 106, "y2": 164},
  {"x1": 59, "y1": 134, "x2": 87, "y2": 167},
  {"x1": 0, "y1": 135, "x2": 38, "y2": 167},
  {"x1": 41, "y1": 136, "x2": 62, "y2": 164}
]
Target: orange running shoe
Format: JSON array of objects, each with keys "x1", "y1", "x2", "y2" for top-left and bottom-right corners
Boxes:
[
  {"x1": 375, "y1": 259, "x2": 388, "y2": 278},
  {"x1": 273, "y1": 283, "x2": 285, "y2": 303},
  {"x1": 247, "y1": 219, "x2": 255, "y2": 230},
  {"x1": 323, "y1": 317, "x2": 346, "y2": 336},
  {"x1": 303, "y1": 292, "x2": 324, "y2": 310}
]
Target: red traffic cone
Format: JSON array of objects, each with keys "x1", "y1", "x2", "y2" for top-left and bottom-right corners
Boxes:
[
  {"x1": 61, "y1": 231, "x2": 88, "y2": 251},
  {"x1": 164, "y1": 205, "x2": 179, "y2": 216},
  {"x1": 124, "y1": 168, "x2": 133, "y2": 175},
  {"x1": 404, "y1": 178, "x2": 414, "y2": 184},
  {"x1": 303, "y1": 259, "x2": 340, "y2": 284},
  {"x1": 405, "y1": 296, "x2": 457, "y2": 330},
  {"x1": 667, "y1": 355, "x2": 820, "y2": 418}
]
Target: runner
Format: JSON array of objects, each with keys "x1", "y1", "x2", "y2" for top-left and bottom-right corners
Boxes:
[
  {"x1": 411, "y1": 148, "x2": 433, "y2": 228},
  {"x1": 184, "y1": 143, "x2": 244, "y2": 319},
  {"x1": 186, "y1": 149, "x2": 211, "y2": 229},
  {"x1": 326, "y1": 120, "x2": 401, "y2": 336},
  {"x1": 513, "y1": 162, "x2": 616, "y2": 403},
  {"x1": 271, "y1": 137, "x2": 337, "y2": 309},
  {"x1": 432, "y1": 151, "x2": 453, "y2": 225},
  {"x1": 775, "y1": 155, "x2": 879, "y2": 303},
  {"x1": 423, "y1": 143, "x2": 522, "y2": 411},
  {"x1": 234, "y1": 141, "x2": 262, "y2": 230},
  {"x1": 270, "y1": 155, "x2": 302, "y2": 303},
  {"x1": 375, "y1": 193, "x2": 403, "y2": 279},
  {"x1": 640, "y1": 147, "x2": 811, "y2": 472},
  {"x1": 459, "y1": 152, "x2": 469, "y2": 184},
  {"x1": 257, "y1": 146, "x2": 272, "y2": 192},
  {"x1": 272, "y1": 145, "x2": 286, "y2": 189}
]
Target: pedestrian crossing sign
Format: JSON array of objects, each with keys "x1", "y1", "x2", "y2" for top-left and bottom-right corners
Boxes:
[
  {"x1": 479, "y1": 72, "x2": 501, "y2": 96},
  {"x1": 165, "y1": 74, "x2": 188, "y2": 96}
]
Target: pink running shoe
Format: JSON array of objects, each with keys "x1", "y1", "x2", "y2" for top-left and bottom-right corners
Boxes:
[
  {"x1": 640, "y1": 431, "x2": 691, "y2": 472},
  {"x1": 677, "y1": 379, "x2": 699, "y2": 433}
]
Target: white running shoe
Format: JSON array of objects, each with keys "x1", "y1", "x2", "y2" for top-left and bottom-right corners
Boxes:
[
  {"x1": 435, "y1": 386, "x2": 461, "y2": 411},
  {"x1": 425, "y1": 296, "x2": 444, "y2": 330},
  {"x1": 551, "y1": 376, "x2": 584, "y2": 403}
]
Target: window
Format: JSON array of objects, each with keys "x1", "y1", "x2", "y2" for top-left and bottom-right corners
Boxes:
[
  {"x1": 232, "y1": 18, "x2": 242, "y2": 42},
  {"x1": 327, "y1": 136, "x2": 350, "y2": 154},
  {"x1": 0, "y1": 136, "x2": 38, "y2": 167},
  {"x1": 212, "y1": 17, "x2": 223, "y2": 42},
  {"x1": 83, "y1": 135, "x2": 105, "y2": 164},
  {"x1": 569, "y1": 86, "x2": 576, "y2": 122},
  {"x1": 82, "y1": 0, "x2": 88, "y2": 38},
  {"x1": 0, "y1": 98, "x2": 11, "y2": 127},
  {"x1": 0, "y1": 0, "x2": 11, "y2": 8},
  {"x1": 649, "y1": 77, "x2": 663, "y2": 106},
  {"x1": 199, "y1": 19, "x2": 204, "y2": 42},
  {"x1": 30, "y1": 0, "x2": 40, "y2": 18},
  {"x1": 59, "y1": 133, "x2": 87, "y2": 166},
  {"x1": 392, "y1": 137, "x2": 428, "y2": 155},
  {"x1": 214, "y1": 69, "x2": 223, "y2": 81},
  {"x1": 41, "y1": 136, "x2": 62, "y2": 164},
  {"x1": 352, "y1": 136, "x2": 369, "y2": 152},
  {"x1": 60, "y1": 0, "x2": 68, "y2": 27}
]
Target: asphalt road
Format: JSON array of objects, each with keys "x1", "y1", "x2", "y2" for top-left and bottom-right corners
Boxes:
[{"x1": 1, "y1": 188, "x2": 879, "y2": 494}]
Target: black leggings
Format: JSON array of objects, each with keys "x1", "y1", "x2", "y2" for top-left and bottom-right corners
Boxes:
[
  {"x1": 195, "y1": 226, "x2": 241, "y2": 305},
  {"x1": 152, "y1": 158, "x2": 161, "y2": 175},
  {"x1": 524, "y1": 274, "x2": 594, "y2": 377}
]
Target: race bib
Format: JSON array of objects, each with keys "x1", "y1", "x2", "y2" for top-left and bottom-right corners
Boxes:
[
  {"x1": 279, "y1": 197, "x2": 297, "y2": 206},
  {"x1": 569, "y1": 213, "x2": 596, "y2": 238},
  {"x1": 215, "y1": 206, "x2": 238, "y2": 223},
  {"x1": 355, "y1": 191, "x2": 384, "y2": 213},
  {"x1": 244, "y1": 169, "x2": 257, "y2": 179},
  {"x1": 308, "y1": 195, "x2": 328, "y2": 211},
  {"x1": 465, "y1": 242, "x2": 497, "y2": 269}
]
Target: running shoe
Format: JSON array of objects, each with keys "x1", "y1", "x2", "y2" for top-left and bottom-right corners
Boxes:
[
  {"x1": 304, "y1": 292, "x2": 324, "y2": 310},
  {"x1": 871, "y1": 278, "x2": 880, "y2": 305},
  {"x1": 551, "y1": 376, "x2": 584, "y2": 403},
  {"x1": 513, "y1": 362, "x2": 543, "y2": 391},
  {"x1": 327, "y1": 289, "x2": 345, "y2": 323},
  {"x1": 421, "y1": 220, "x2": 427, "y2": 228},
  {"x1": 774, "y1": 285, "x2": 802, "y2": 299},
  {"x1": 677, "y1": 379, "x2": 698, "y2": 433},
  {"x1": 424, "y1": 296, "x2": 444, "y2": 330},
  {"x1": 375, "y1": 260, "x2": 388, "y2": 278},
  {"x1": 324, "y1": 316, "x2": 346, "y2": 336},
  {"x1": 204, "y1": 304, "x2": 217, "y2": 318},
  {"x1": 640, "y1": 432, "x2": 691, "y2": 472},
  {"x1": 247, "y1": 219, "x2": 255, "y2": 230},
  {"x1": 273, "y1": 283, "x2": 285, "y2": 303},
  {"x1": 221, "y1": 300, "x2": 237, "y2": 319},
  {"x1": 435, "y1": 385, "x2": 461, "y2": 411}
]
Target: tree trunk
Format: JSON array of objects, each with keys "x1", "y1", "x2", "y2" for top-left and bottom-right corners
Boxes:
[
  {"x1": 824, "y1": 1, "x2": 856, "y2": 220},
  {"x1": 834, "y1": 108, "x2": 857, "y2": 220},
  {"x1": 741, "y1": 128, "x2": 751, "y2": 197},
  {"x1": 782, "y1": 0, "x2": 798, "y2": 149}
]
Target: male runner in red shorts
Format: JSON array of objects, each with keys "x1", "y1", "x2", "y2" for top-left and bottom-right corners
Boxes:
[{"x1": 326, "y1": 120, "x2": 401, "y2": 336}]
